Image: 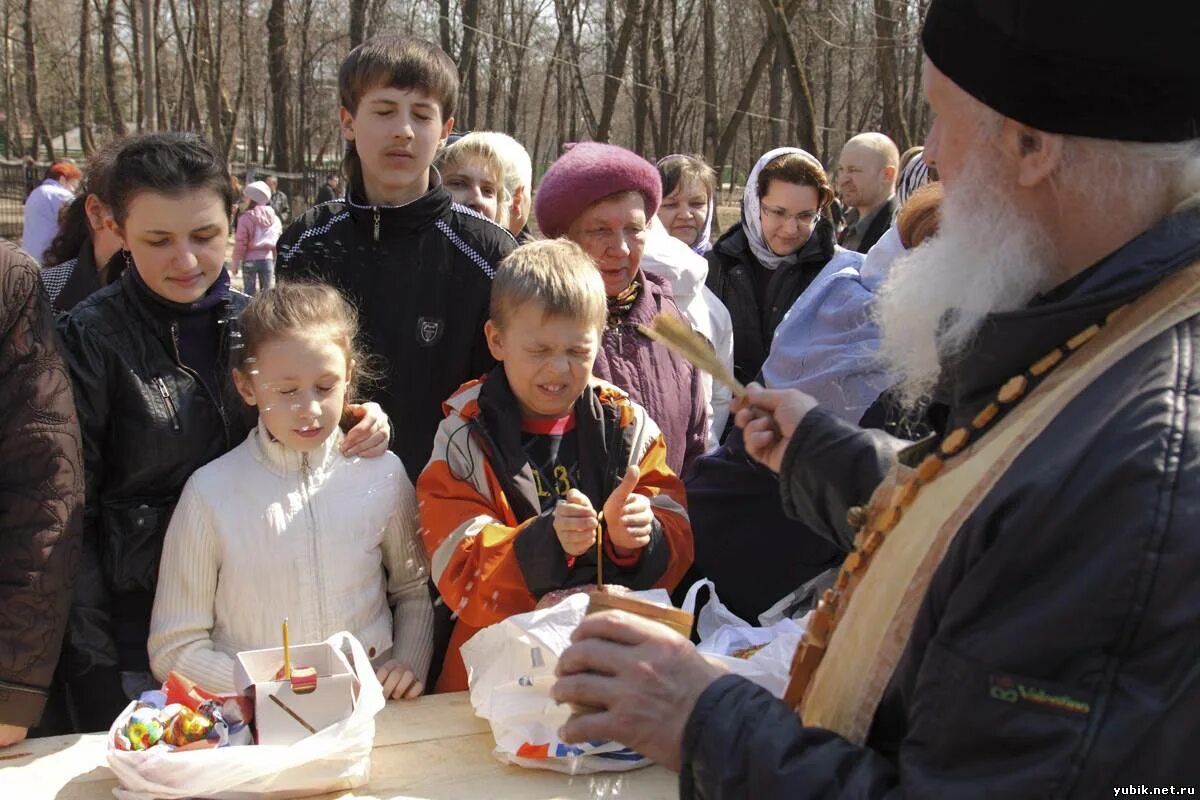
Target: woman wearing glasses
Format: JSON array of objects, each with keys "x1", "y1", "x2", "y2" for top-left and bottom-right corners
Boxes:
[{"x1": 706, "y1": 148, "x2": 846, "y2": 385}]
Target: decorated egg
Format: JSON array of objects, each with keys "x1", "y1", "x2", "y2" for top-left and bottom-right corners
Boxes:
[{"x1": 126, "y1": 707, "x2": 165, "y2": 750}]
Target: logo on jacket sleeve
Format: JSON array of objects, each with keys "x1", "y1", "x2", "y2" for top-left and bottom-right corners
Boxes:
[{"x1": 417, "y1": 317, "x2": 444, "y2": 346}]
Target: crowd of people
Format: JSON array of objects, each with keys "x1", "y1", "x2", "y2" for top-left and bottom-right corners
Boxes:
[{"x1": 2, "y1": 0, "x2": 1198, "y2": 794}]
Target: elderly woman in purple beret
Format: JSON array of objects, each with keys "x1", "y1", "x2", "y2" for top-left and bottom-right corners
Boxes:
[{"x1": 535, "y1": 143, "x2": 707, "y2": 477}]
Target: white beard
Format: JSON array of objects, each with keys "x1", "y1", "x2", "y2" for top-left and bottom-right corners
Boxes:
[{"x1": 874, "y1": 152, "x2": 1059, "y2": 409}]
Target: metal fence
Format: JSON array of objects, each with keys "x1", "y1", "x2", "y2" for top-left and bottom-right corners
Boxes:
[
  {"x1": 0, "y1": 160, "x2": 43, "y2": 241},
  {"x1": 0, "y1": 160, "x2": 339, "y2": 245}
]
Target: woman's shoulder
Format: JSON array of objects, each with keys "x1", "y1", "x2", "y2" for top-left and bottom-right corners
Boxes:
[
  {"x1": 59, "y1": 279, "x2": 132, "y2": 338},
  {"x1": 337, "y1": 447, "x2": 410, "y2": 488}
]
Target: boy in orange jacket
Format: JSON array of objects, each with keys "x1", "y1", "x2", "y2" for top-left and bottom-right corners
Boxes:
[{"x1": 417, "y1": 239, "x2": 694, "y2": 692}]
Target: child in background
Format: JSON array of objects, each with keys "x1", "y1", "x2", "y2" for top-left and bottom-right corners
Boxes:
[
  {"x1": 464, "y1": 131, "x2": 534, "y2": 241},
  {"x1": 656, "y1": 154, "x2": 718, "y2": 254},
  {"x1": 437, "y1": 135, "x2": 512, "y2": 228},
  {"x1": 149, "y1": 283, "x2": 433, "y2": 700},
  {"x1": 417, "y1": 239, "x2": 694, "y2": 692},
  {"x1": 231, "y1": 180, "x2": 283, "y2": 296}
]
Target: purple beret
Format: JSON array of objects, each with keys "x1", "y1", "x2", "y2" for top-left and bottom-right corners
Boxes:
[{"x1": 534, "y1": 142, "x2": 663, "y2": 239}]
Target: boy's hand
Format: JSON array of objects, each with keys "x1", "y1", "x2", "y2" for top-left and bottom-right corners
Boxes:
[
  {"x1": 375, "y1": 660, "x2": 424, "y2": 700},
  {"x1": 342, "y1": 402, "x2": 391, "y2": 457},
  {"x1": 603, "y1": 466, "x2": 653, "y2": 555},
  {"x1": 555, "y1": 489, "x2": 598, "y2": 557}
]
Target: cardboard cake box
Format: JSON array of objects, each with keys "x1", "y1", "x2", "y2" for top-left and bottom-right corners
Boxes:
[{"x1": 234, "y1": 641, "x2": 358, "y2": 746}]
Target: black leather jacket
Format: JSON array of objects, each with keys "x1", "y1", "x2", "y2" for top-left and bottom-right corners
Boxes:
[{"x1": 55, "y1": 270, "x2": 250, "y2": 728}]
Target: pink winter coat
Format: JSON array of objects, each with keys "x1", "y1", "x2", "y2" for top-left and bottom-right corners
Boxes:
[{"x1": 232, "y1": 205, "x2": 283, "y2": 267}]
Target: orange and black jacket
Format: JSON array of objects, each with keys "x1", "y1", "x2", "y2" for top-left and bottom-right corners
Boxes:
[{"x1": 417, "y1": 367, "x2": 694, "y2": 692}]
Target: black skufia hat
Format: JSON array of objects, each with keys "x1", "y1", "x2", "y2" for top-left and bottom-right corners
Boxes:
[{"x1": 922, "y1": 0, "x2": 1200, "y2": 143}]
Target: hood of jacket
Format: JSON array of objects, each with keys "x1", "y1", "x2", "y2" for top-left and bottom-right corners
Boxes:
[{"x1": 642, "y1": 217, "x2": 710, "y2": 305}]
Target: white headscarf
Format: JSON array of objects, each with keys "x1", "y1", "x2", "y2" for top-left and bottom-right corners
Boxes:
[{"x1": 741, "y1": 146, "x2": 826, "y2": 270}]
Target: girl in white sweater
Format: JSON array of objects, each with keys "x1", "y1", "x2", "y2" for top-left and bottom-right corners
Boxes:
[{"x1": 149, "y1": 283, "x2": 433, "y2": 699}]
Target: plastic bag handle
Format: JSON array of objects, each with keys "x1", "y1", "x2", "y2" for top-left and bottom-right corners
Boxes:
[{"x1": 680, "y1": 578, "x2": 717, "y2": 615}]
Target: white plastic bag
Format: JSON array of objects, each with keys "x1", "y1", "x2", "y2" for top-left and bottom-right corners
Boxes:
[
  {"x1": 681, "y1": 579, "x2": 808, "y2": 698},
  {"x1": 107, "y1": 631, "x2": 385, "y2": 800},
  {"x1": 459, "y1": 590, "x2": 675, "y2": 774}
]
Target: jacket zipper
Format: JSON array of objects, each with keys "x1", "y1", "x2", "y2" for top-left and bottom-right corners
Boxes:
[
  {"x1": 299, "y1": 452, "x2": 327, "y2": 633},
  {"x1": 169, "y1": 321, "x2": 231, "y2": 448},
  {"x1": 373, "y1": 207, "x2": 380, "y2": 241},
  {"x1": 154, "y1": 376, "x2": 182, "y2": 431}
]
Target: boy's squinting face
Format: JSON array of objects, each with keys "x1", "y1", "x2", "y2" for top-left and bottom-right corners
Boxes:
[
  {"x1": 443, "y1": 157, "x2": 502, "y2": 221},
  {"x1": 234, "y1": 334, "x2": 351, "y2": 452},
  {"x1": 339, "y1": 85, "x2": 454, "y2": 204},
  {"x1": 485, "y1": 302, "x2": 599, "y2": 420}
]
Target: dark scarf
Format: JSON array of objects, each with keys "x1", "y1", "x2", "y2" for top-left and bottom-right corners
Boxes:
[
  {"x1": 130, "y1": 260, "x2": 231, "y2": 397},
  {"x1": 607, "y1": 276, "x2": 642, "y2": 327}
]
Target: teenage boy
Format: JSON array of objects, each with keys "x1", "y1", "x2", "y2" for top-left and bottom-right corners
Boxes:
[
  {"x1": 278, "y1": 36, "x2": 515, "y2": 482},
  {"x1": 417, "y1": 239, "x2": 695, "y2": 692}
]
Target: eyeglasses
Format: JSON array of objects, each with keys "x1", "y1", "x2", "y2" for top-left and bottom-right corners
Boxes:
[{"x1": 762, "y1": 205, "x2": 821, "y2": 226}]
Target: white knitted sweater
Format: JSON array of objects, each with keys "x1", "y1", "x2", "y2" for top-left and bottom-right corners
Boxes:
[{"x1": 148, "y1": 425, "x2": 433, "y2": 692}]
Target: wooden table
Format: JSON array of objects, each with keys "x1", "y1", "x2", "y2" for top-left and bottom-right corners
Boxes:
[{"x1": 1, "y1": 692, "x2": 678, "y2": 799}]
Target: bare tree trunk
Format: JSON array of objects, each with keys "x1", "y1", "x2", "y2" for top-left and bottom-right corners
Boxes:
[
  {"x1": 483, "y1": 1, "x2": 503, "y2": 129},
  {"x1": 349, "y1": 0, "x2": 367, "y2": 48},
  {"x1": 365, "y1": 0, "x2": 388, "y2": 40},
  {"x1": 267, "y1": 0, "x2": 291, "y2": 171},
  {"x1": 713, "y1": 35, "x2": 774, "y2": 178},
  {"x1": 594, "y1": 0, "x2": 638, "y2": 142},
  {"x1": 154, "y1": 0, "x2": 166, "y2": 133},
  {"x1": 701, "y1": 0, "x2": 718, "y2": 162},
  {"x1": 554, "y1": 0, "x2": 597, "y2": 135},
  {"x1": 22, "y1": 0, "x2": 52, "y2": 159},
  {"x1": 757, "y1": 0, "x2": 818, "y2": 154},
  {"x1": 873, "y1": 0, "x2": 910, "y2": 149},
  {"x1": 767, "y1": 47, "x2": 783, "y2": 149},
  {"x1": 844, "y1": 3, "x2": 857, "y2": 141},
  {"x1": 101, "y1": 0, "x2": 125, "y2": 136},
  {"x1": 140, "y1": 0, "x2": 157, "y2": 130},
  {"x1": 294, "y1": 0, "x2": 313, "y2": 167},
  {"x1": 438, "y1": 0, "x2": 451, "y2": 55},
  {"x1": 3, "y1": 0, "x2": 19, "y2": 157},
  {"x1": 168, "y1": 0, "x2": 203, "y2": 132},
  {"x1": 531, "y1": 25, "x2": 564, "y2": 172},
  {"x1": 906, "y1": 0, "x2": 928, "y2": 142},
  {"x1": 460, "y1": 0, "x2": 480, "y2": 128},
  {"x1": 504, "y1": 1, "x2": 539, "y2": 135},
  {"x1": 78, "y1": 0, "x2": 96, "y2": 154},
  {"x1": 128, "y1": 0, "x2": 143, "y2": 129},
  {"x1": 632, "y1": 0, "x2": 651, "y2": 156},
  {"x1": 820, "y1": 0, "x2": 834, "y2": 163}
]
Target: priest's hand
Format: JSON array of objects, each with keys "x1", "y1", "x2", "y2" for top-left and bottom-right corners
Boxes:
[
  {"x1": 553, "y1": 610, "x2": 723, "y2": 772},
  {"x1": 732, "y1": 383, "x2": 819, "y2": 473}
]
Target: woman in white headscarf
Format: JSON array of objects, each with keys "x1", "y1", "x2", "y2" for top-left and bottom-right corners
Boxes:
[{"x1": 705, "y1": 147, "x2": 856, "y2": 385}]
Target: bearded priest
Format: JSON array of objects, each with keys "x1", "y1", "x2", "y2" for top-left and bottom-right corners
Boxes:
[{"x1": 550, "y1": 1, "x2": 1200, "y2": 797}]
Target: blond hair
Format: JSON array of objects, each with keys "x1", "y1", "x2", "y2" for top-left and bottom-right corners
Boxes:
[
  {"x1": 465, "y1": 131, "x2": 532, "y2": 198},
  {"x1": 490, "y1": 239, "x2": 607, "y2": 332},
  {"x1": 236, "y1": 282, "x2": 374, "y2": 402},
  {"x1": 437, "y1": 136, "x2": 512, "y2": 228}
]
